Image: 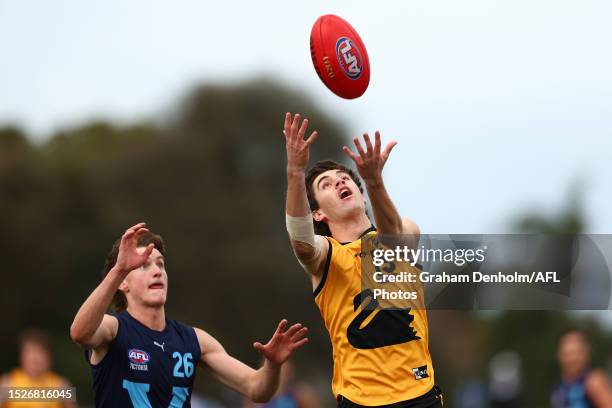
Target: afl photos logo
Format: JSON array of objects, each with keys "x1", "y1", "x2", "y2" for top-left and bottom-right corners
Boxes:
[
  {"x1": 335, "y1": 37, "x2": 363, "y2": 79},
  {"x1": 128, "y1": 348, "x2": 150, "y2": 371}
]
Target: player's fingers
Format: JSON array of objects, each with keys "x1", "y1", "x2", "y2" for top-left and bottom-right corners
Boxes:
[
  {"x1": 121, "y1": 228, "x2": 136, "y2": 240},
  {"x1": 284, "y1": 112, "x2": 291, "y2": 132},
  {"x1": 290, "y1": 337, "x2": 309, "y2": 350},
  {"x1": 363, "y1": 133, "x2": 374, "y2": 155},
  {"x1": 305, "y1": 131, "x2": 318, "y2": 147},
  {"x1": 374, "y1": 131, "x2": 382, "y2": 155},
  {"x1": 290, "y1": 114, "x2": 301, "y2": 137},
  {"x1": 135, "y1": 227, "x2": 150, "y2": 236},
  {"x1": 382, "y1": 141, "x2": 398, "y2": 162},
  {"x1": 122, "y1": 231, "x2": 134, "y2": 242},
  {"x1": 290, "y1": 327, "x2": 308, "y2": 342},
  {"x1": 123, "y1": 223, "x2": 148, "y2": 241},
  {"x1": 253, "y1": 342, "x2": 265, "y2": 353},
  {"x1": 275, "y1": 319, "x2": 288, "y2": 335},
  {"x1": 353, "y1": 137, "x2": 366, "y2": 159},
  {"x1": 127, "y1": 222, "x2": 146, "y2": 233},
  {"x1": 297, "y1": 118, "x2": 309, "y2": 140},
  {"x1": 143, "y1": 243, "x2": 155, "y2": 258},
  {"x1": 121, "y1": 230, "x2": 137, "y2": 245},
  {"x1": 285, "y1": 323, "x2": 303, "y2": 337},
  {"x1": 342, "y1": 146, "x2": 359, "y2": 164}
]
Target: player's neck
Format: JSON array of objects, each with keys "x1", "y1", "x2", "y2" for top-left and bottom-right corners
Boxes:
[
  {"x1": 127, "y1": 305, "x2": 166, "y2": 332},
  {"x1": 329, "y1": 212, "x2": 372, "y2": 243},
  {"x1": 21, "y1": 368, "x2": 47, "y2": 380},
  {"x1": 562, "y1": 366, "x2": 587, "y2": 383}
]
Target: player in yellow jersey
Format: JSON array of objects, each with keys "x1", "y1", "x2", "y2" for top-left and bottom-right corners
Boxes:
[
  {"x1": 0, "y1": 329, "x2": 77, "y2": 408},
  {"x1": 282, "y1": 112, "x2": 442, "y2": 408}
]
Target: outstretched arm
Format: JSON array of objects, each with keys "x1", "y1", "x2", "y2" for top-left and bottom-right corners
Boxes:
[
  {"x1": 70, "y1": 223, "x2": 154, "y2": 350},
  {"x1": 197, "y1": 319, "x2": 308, "y2": 403},
  {"x1": 343, "y1": 132, "x2": 419, "y2": 241},
  {"x1": 283, "y1": 113, "x2": 329, "y2": 279}
]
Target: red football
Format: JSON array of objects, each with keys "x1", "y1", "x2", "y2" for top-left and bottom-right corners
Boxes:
[{"x1": 310, "y1": 15, "x2": 371, "y2": 99}]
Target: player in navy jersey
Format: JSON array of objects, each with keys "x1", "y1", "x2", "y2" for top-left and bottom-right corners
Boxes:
[
  {"x1": 70, "y1": 223, "x2": 309, "y2": 408},
  {"x1": 551, "y1": 331, "x2": 612, "y2": 408}
]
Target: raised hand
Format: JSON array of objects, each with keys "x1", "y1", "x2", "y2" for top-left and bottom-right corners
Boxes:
[
  {"x1": 284, "y1": 112, "x2": 319, "y2": 173},
  {"x1": 253, "y1": 319, "x2": 308, "y2": 366},
  {"x1": 114, "y1": 223, "x2": 155, "y2": 275},
  {"x1": 342, "y1": 131, "x2": 397, "y2": 183}
]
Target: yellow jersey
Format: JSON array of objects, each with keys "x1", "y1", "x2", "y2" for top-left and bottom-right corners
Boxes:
[
  {"x1": 313, "y1": 230, "x2": 435, "y2": 405},
  {"x1": 1, "y1": 368, "x2": 65, "y2": 408}
]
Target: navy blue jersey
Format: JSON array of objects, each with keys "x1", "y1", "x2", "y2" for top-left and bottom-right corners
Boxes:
[
  {"x1": 86, "y1": 311, "x2": 201, "y2": 408},
  {"x1": 551, "y1": 370, "x2": 596, "y2": 408}
]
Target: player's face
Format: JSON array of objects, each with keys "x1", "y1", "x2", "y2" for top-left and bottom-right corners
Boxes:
[
  {"x1": 557, "y1": 333, "x2": 589, "y2": 375},
  {"x1": 312, "y1": 169, "x2": 365, "y2": 223},
  {"x1": 20, "y1": 342, "x2": 51, "y2": 378},
  {"x1": 124, "y1": 247, "x2": 168, "y2": 309}
]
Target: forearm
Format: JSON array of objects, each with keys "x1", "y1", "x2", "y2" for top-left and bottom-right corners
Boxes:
[
  {"x1": 286, "y1": 168, "x2": 310, "y2": 217},
  {"x1": 364, "y1": 176, "x2": 403, "y2": 235},
  {"x1": 70, "y1": 267, "x2": 124, "y2": 344},
  {"x1": 247, "y1": 359, "x2": 281, "y2": 403},
  {"x1": 285, "y1": 168, "x2": 328, "y2": 272}
]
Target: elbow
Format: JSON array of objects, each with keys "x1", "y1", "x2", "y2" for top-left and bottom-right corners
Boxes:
[
  {"x1": 247, "y1": 374, "x2": 276, "y2": 404},
  {"x1": 251, "y1": 391, "x2": 274, "y2": 404},
  {"x1": 69, "y1": 323, "x2": 82, "y2": 344},
  {"x1": 69, "y1": 322, "x2": 89, "y2": 346}
]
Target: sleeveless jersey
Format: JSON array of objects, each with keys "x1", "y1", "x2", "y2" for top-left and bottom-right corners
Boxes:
[
  {"x1": 2, "y1": 368, "x2": 64, "y2": 408},
  {"x1": 551, "y1": 370, "x2": 596, "y2": 408},
  {"x1": 86, "y1": 311, "x2": 201, "y2": 408},
  {"x1": 313, "y1": 230, "x2": 435, "y2": 406}
]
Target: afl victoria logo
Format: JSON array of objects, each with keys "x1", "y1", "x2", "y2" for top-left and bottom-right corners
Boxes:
[
  {"x1": 335, "y1": 37, "x2": 362, "y2": 79},
  {"x1": 128, "y1": 348, "x2": 150, "y2": 371}
]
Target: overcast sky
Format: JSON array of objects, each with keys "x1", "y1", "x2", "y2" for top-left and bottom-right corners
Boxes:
[{"x1": 1, "y1": 0, "x2": 611, "y2": 237}]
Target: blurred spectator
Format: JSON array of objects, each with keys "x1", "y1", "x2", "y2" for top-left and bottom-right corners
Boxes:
[
  {"x1": 454, "y1": 378, "x2": 488, "y2": 408},
  {"x1": 191, "y1": 392, "x2": 227, "y2": 408},
  {"x1": 489, "y1": 350, "x2": 522, "y2": 408},
  {"x1": 242, "y1": 361, "x2": 320, "y2": 408},
  {"x1": 551, "y1": 330, "x2": 612, "y2": 407},
  {"x1": 0, "y1": 329, "x2": 77, "y2": 408}
]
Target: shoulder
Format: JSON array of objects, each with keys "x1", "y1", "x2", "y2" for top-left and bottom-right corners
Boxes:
[
  {"x1": 168, "y1": 318, "x2": 195, "y2": 334},
  {"x1": 373, "y1": 218, "x2": 420, "y2": 250},
  {"x1": 46, "y1": 371, "x2": 71, "y2": 387},
  {"x1": 586, "y1": 369, "x2": 611, "y2": 390},
  {"x1": 401, "y1": 218, "x2": 420, "y2": 236},
  {"x1": 164, "y1": 319, "x2": 202, "y2": 357},
  {"x1": 0, "y1": 372, "x2": 12, "y2": 387},
  {"x1": 103, "y1": 313, "x2": 120, "y2": 329},
  {"x1": 193, "y1": 327, "x2": 225, "y2": 357},
  {"x1": 100, "y1": 313, "x2": 120, "y2": 342}
]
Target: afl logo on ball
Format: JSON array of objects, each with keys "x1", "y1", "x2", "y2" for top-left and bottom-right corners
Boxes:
[{"x1": 335, "y1": 37, "x2": 362, "y2": 79}]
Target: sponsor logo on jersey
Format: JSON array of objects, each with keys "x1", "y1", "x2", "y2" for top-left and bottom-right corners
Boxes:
[
  {"x1": 335, "y1": 37, "x2": 363, "y2": 79},
  {"x1": 412, "y1": 365, "x2": 429, "y2": 380},
  {"x1": 128, "y1": 348, "x2": 150, "y2": 371}
]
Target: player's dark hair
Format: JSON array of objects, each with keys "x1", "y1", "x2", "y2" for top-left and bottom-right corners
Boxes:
[
  {"x1": 305, "y1": 160, "x2": 364, "y2": 236},
  {"x1": 102, "y1": 231, "x2": 166, "y2": 313},
  {"x1": 18, "y1": 328, "x2": 51, "y2": 354}
]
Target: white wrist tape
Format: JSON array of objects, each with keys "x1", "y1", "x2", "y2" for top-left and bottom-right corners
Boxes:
[
  {"x1": 286, "y1": 213, "x2": 327, "y2": 270},
  {"x1": 286, "y1": 213, "x2": 316, "y2": 246}
]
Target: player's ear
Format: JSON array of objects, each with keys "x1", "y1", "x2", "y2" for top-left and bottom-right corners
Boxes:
[
  {"x1": 313, "y1": 209, "x2": 326, "y2": 223},
  {"x1": 118, "y1": 279, "x2": 129, "y2": 294}
]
